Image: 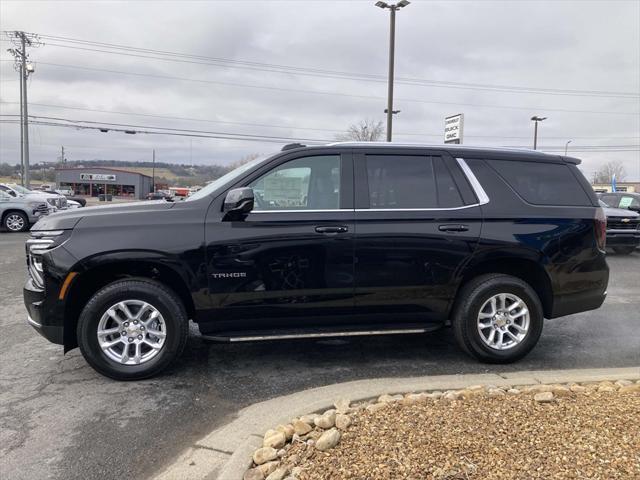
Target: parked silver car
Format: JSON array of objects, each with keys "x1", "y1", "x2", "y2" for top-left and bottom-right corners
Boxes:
[
  {"x1": 0, "y1": 183, "x2": 68, "y2": 211},
  {"x1": 0, "y1": 190, "x2": 51, "y2": 232}
]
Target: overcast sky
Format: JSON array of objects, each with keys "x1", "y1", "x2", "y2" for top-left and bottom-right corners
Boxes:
[{"x1": 1, "y1": 0, "x2": 639, "y2": 180}]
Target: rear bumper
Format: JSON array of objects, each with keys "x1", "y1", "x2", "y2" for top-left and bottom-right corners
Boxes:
[
  {"x1": 550, "y1": 287, "x2": 607, "y2": 318},
  {"x1": 605, "y1": 230, "x2": 640, "y2": 248},
  {"x1": 24, "y1": 278, "x2": 64, "y2": 345}
]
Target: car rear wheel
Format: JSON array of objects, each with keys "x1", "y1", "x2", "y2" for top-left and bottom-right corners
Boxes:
[
  {"x1": 453, "y1": 274, "x2": 544, "y2": 363},
  {"x1": 3, "y1": 211, "x2": 29, "y2": 232},
  {"x1": 612, "y1": 246, "x2": 636, "y2": 255},
  {"x1": 77, "y1": 279, "x2": 188, "y2": 380}
]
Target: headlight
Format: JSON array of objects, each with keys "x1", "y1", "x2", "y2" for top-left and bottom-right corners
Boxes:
[
  {"x1": 28, "y1": 201, "x2": 43, "y2": 209},
  {"x1": 26, "y1": 231, "x2": 68, "y2": 289},
  {"x1": 46, "y1": 198, "x2": 56, "y2": 206}
]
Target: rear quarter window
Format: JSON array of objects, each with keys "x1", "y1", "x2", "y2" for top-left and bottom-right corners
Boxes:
[{"x1": 486, "y1": 159, "x2": 592, "y2": 206}]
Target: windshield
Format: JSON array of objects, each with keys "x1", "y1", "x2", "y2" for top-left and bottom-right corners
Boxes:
[
  {"x1": 185, "y1": 154, "x2": 272, "y2": 202},
  {"x1": 8, "y1": 184, "x2": 33, "y2": 195}
]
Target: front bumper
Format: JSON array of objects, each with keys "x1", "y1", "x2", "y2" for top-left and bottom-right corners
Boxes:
[
  {"x1": 24, "y1": 278, "x2": 64, "y2": 345},
  {"x1": 606, "y1": 230, "x2": 640, "y2": 248}
]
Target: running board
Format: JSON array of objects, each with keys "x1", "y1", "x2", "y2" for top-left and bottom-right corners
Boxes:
[{"x1": 199, "y1": 325, "x2": 440, "y2": 343}]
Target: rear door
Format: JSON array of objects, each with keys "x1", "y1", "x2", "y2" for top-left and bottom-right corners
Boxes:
[{"x1": 353, "y1": 148, "x2": 482, "y2": 322}]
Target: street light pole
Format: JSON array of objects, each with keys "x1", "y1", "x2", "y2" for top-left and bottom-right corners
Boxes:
[
  {"x1": 376, "y1": 0, "x2": 410, "y2": 142},
  {"x1": 565, "y1": 140, "x2": 572, "y2": 156},
  {"x1": 152, "y1": 149, "x2": 156, "y2": 193},
  {"x1": 530, "y1": 115, "x2": 547, "y2": 150}
]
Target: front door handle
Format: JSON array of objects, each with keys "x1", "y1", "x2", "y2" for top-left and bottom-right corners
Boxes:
[
  {"x1": 438, "y1": 224, "x2": 469, "y2": 232},
  {"x1": 315, "y1": 225, "x2": 349, "y2": 234}
]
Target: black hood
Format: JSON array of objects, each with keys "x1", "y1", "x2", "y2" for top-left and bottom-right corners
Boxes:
[{"x1": 32, "y1": 200, "x2": 175, "y2": 231}]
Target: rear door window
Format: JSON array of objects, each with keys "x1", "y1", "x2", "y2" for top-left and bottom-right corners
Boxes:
[
  {"x1": 364, "y1": 155, "x2": 463, "y2": 209},
  {"x1": 487, "y1": 159, "x2": 592, "y2": 206}
]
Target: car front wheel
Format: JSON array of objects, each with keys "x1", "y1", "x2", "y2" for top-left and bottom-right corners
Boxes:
[
  {"x1": 77, "y1": 279, "x2": 189, "y2": 380},
  {"x1": 453, "y1": 274, "x2": 544, "y2": 363},
  {"x1": 3, "y1": 211, "x2": 29, "y2": 232}
]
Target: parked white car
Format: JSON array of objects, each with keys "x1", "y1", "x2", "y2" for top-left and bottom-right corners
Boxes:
[{"x1": 0, "y1": 183, "x2": 69, "y2": 211}]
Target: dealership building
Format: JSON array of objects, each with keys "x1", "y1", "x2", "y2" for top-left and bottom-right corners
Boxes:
[{"x1": 55, "y1": 167, "x2": 153, "y2": 199}]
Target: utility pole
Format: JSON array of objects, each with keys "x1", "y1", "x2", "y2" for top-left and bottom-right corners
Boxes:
[
  {"x1": 530, "y1": 115, "x2": 547, "y2": 150},
  {"x1": 6, "y1": 31, "x2": 42, "y2": 188},
  {"x1": 375, "y1": 1, "x2": 410, "y2": 142},
  {"x1": 60, "y1": 145, "x2": 66, "y2": 164},
  {"x1": 152, "y1": 149, "x2": 156, "y2": 193}
]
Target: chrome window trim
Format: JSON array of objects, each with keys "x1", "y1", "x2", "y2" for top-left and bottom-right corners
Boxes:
[
  {"x1": 456, "y1": 157, "x2": 490, "y2": 205},
  {"x1": 251, "y1": 209, "x2": 352, "y2": 213},
  {"x1": 355, "y1": 205, "x2": 479, "y2": 212}
]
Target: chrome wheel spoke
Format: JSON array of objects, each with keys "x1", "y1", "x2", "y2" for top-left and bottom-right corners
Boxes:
[
  {"x1": 99, "y1": 337, "x2": 123, "y2": 348},
  {"x1": 510, "y1": 308, "x2": 529, "y2": 319},
  {"x1": 511, "y1": 323, "x2": 527, "y2": 334},
  {"x1": 144, "y1": 339, "x2": 162, "y2": 350},
  {"x1": 146, "y1": 329, "x2": 166, "y2": 338},
  {"x1": 97, "y1": 326, "x2": 120, "y2": 337},
  {"x1": 133, "y1": 343, "x2": 142, "y2": 364}
]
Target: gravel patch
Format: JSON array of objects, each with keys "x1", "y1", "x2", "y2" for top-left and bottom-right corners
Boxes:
[{"x1": 247, "y1": 381, "x2": 640, "y2": 480}]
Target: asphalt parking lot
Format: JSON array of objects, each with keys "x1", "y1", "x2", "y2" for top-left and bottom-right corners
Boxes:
[{"x1": 1, "y1": 232, "x2": 638, "y2": 480}]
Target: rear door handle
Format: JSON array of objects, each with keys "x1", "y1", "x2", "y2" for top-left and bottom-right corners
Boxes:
[
  {"x1": 438, "y1": 224, "x2": 469, "y2": 232},
  {"x1": 315, "y1": 225, "x2": 349, "y2": 234}
]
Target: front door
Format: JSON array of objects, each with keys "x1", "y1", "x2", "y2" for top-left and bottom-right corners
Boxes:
[
  {"x1": 204, "y1": 151, "x2": 355, "y2": 331},
  {"x1": 353, "y1": 149, "x2": 482, "y2": 323}
]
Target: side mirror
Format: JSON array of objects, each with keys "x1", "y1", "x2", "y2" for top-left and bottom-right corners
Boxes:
[{"x1": 223, "y1": 187, "x2": 254, "y2": 215}]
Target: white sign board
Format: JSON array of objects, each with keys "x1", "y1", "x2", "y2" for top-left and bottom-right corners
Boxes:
[
  {"x1": 80, "y1": 173, "x2": 117, "y2": 181},
  {"x1": 444, "y1": 113, "x2": 464, "y2": 144}
]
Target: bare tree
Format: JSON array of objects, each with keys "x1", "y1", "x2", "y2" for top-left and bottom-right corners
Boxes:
[
  {"x1": 336, "y1": 119, "x2": 384, "y2": 142},
  {"x1": 593, "y1": 160, "x2": 627, "y2": 183}
]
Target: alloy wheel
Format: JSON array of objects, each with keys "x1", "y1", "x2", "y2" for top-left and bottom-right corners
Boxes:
[
  {"x1": 96, "y1": 300, "x2": 167, "y2": 365},
  {"x1": 6, "y1": 214, "x2": 25, "y2": 231},
  {"x1": 477, "y1": 293, "x2": 530, "y2": 350}
]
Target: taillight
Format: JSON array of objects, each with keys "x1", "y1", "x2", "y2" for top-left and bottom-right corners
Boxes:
[{"x1": 595, "y1": 207, "x2": 607, "y2": 251}]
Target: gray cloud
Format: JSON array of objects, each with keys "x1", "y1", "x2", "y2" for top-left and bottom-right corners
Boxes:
[{"x1": 0, "y1": 0, "x2": 638, "y2": 180}]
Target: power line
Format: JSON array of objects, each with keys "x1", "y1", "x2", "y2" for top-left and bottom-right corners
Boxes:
[
  {"x1": 27, "y1": 33, "x2": 639, "y2": 99},
  {"x1": 2, "y1": 59, "x2": 637, "y2": 116},
  {"x1": 1, "y1": 103, "x2": 639, "y2": 142}
]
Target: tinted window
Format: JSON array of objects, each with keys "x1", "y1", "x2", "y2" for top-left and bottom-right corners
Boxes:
[
  {"x1": 365, "y1": 155, "x2": 463, "y2": 209},
  {"x1": 487, "y1": 159, "x2": 592, "y2": 206},
  {"x1": 249, "y1": 155, "x2": 340, "y2": 210}
]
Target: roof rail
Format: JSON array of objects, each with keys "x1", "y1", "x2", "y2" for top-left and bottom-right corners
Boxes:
[{"x1": 281, "y1": 143, "x2": 306, "y2": 151}]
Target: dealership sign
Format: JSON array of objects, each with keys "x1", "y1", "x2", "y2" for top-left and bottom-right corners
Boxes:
[
  {"x1": 80, "y1": 173, "x2": 117, "y2": 181},
  {"x1": 444, "y1": 113, "x2": 464, "y2": 144}
]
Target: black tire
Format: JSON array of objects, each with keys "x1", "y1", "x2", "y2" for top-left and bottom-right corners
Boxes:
[
  {"x1": 3, "y1": 211, "x2": 29, "y2": 232},
  {"x1": 612, "y1": 246, "x2": 636, "y2": 255},
  {"x1": 77, "y1": 279, "x2": 188, "y2": 380},
  {"x1": 452, "y1": 274, "x2": 544, "y2": 363}
]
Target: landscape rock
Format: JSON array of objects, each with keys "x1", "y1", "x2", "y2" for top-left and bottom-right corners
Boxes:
[
  {"x1": 488, "y1": 388, "x2": 506, "y2": 397},
  {"x1": 534, "y1": 391, "x2": 555, "y2": 403},
  {"x1": 507, "y1": 388, "x2": 521, "y2": 395},
  {"x1": 292, "y1": 420, "x2": 312, "y2": 436},
  {"x1": 378, "y1": 393, "x2": 403, "y2": 403},
  {"x1": 266, "y1": 467, "x2": 289, "y2": 480},
  {"x1": 551, "y1": 385, "x2": 573, "y2": 397},
  {"x1": 299, "y1": 414, "x2": 318, "y2": 425},
  {"x1": 365, "y1": 402, "x2": 387, "y2": 413},
  {"x1": 615, "y1": 379, "x2": 632, "y2": 387},
  {"x1": 276, "y1": 424, "x2": 295, "y2": 441},
  {"x1": 619, "y1": 384, "x2": 640, "y2": 394},
  {"x1": 315, "y1": 428, "x2": 341, "y2": 451},
  {"x1": 335, "y1": 413, "x2": 351, "y2": 430},
  {"x1": 402, "y1": 392, "x2": 429, "y2": 405},
  {"x1": 263, "y1": 430, "x2": 286, "y2": 449},
  {"x1": 257, "y1": 461, "x2": 279, "y2": 477},
  {"x1": 334, "y1": 398, "x2": 351, "y2": 413},
  {"x1": 314, "y1": 409, "x2": 336, "y2": 429},
  {"x1": 253, "y1": 447, "x2": 278, "y2": 465},
  {"x1": 244, "y1": 467, "x2": 265, "y2": 480},
  {"x1": 570, "y1": 384, "x2": 587, "y2": 393}
]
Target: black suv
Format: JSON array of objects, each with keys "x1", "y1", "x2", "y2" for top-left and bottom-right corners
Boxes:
[{"x1": 24, "y1": 144, "x2": 609, "y2": 380}]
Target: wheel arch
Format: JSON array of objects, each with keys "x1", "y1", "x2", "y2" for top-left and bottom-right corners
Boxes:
[
  {"x1": 2, "y1": 208, "x2": 29, "y2": 226},
  {"x1": 63, "y1": 256, "x2": 196, "y2": 352},
  {"x1": 453, "y1": 256, "x2": 554, "y2": 319}
]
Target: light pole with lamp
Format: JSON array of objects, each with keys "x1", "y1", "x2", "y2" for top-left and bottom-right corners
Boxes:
[
  {"x1": 564, "y1": 140, "x2": 572, "y2": 156},
  {"x1": 531, "y1": 116, "x2": 547, "y2": 150},
  {"x1": 375, "y1": 0, "x2": 410, "y2": 142}
]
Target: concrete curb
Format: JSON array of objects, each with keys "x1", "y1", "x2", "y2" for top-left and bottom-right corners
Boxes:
[{"x1": 153, "y1": 366, "x2": 640, "y2": 480}]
